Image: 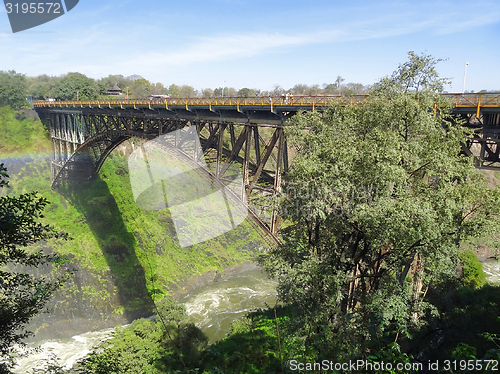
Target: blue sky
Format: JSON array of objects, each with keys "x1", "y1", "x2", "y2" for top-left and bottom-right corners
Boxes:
[{"x1": 1, "y1": 0, "x2": 499, "y2": 92}]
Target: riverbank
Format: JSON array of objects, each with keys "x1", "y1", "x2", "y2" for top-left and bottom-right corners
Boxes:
[
  {"x1": 171, "y1": 261, "x2": 262, "y2": 300},
  {"x1": 13, "y1": 263, "x2": 277, "y2": 373}
]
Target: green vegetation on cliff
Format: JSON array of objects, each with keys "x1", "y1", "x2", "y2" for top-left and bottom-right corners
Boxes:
[
  {"x1": 0, "y1": 106, "x2": 50, "y2": 156},
  {"x1": 0, "y1": 163, "x2": 70, "y2": 373}
]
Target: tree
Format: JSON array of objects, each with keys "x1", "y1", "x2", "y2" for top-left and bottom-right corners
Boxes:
[
  {"x1": 335, "y1": 75, "x2": 345, "y2": 90},
  {"x1": 341, "y1": 82, "x2": 366, "y2": 95},
  {"x1": 201, "y1": 88, "x2": 214, "y2": 98},
  {"x1": 28, "y1": 82, "x2": 50, "y2": 100},
  {"x1": 305, "y1": 84, "x2": 321, "y2": 96},
  {"x1": 51, "y1": 73, "x2": 99, "y2": 100},
  {"x1": 179, "y1": 85, "x2": 197, "y2": 98},
  {"x1": 0, "y1": 71, "x2": 27, "y2": 108},
  {"x1": 167, "y1": 84, "x2": 182, "y2": 98},
  {"x1": 77, "y1": 297, "x2": 207, "y2": 373},
  {"x1": 322, "y1": 83, "x2": 338, "y2": 95},
  {"x1": 373, "y1": 51, "x2": 449, "y2": 95},
  {"x1": 213, "y1": 87, "x2": 224, "y2": 97},
  {"x1": 237, "y1": 88, "x2": 255, "y2": 97},
  {"x1": 0, "y1": 164, "x2": 70, "y2": 372},
  {"x1": 27, "y1": 75, "x2": 61, "y2": 100},
  {"x1": 270, "y1": 84, "x2": 285, "y2": 96},
  {"x1": 290, "y1": 84, "x2": 308, "y2": 95},
  {"x1": 259, "y1": 52, "x2": 500, "y2": 358},
  {"x1": 150, "y1": 82, "x2": 167, "y2": 95},
  {"x1": 223, "y1": 87, "x2": 237, "y2": 97},
  {"x1": 130, "y1": 78, "x2": 151, "y2": 98}
]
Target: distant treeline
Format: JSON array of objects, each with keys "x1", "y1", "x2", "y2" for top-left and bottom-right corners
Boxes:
[
  {"x1": 1, "y1": 70, "x2": 373, "y2": 105},
  {"x1": 1, "y1": 70, "x2": 497, "y2": 109}
]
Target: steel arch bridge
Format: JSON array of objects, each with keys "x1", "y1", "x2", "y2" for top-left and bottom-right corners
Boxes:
[{"x1": 33, "y1": 93, "x2": 500, "y2": 244}]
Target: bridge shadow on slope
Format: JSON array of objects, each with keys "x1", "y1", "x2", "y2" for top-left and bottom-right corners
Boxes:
[{"x1": 59, "y1": 177, "x2": 156, "y2": 322}]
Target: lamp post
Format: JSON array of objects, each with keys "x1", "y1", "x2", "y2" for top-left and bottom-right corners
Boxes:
[
  {"x1": 222, "y1": 80, "x2": 226, "y2": 98},
  {"x1": 76, "y1": 91, "x2": 79, "y2": 101},
  {"x1": 126, "y1": 87, "x2": 129, "y2": 100},
  {"x1": 462, "y1": 62, "x2": 469, "y2": 94}
]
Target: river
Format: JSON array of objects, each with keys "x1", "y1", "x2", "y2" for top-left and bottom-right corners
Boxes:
[
  {"x1": 12, "y1": 259, "x2": 500, "y2": 372},
  {"x1": 13, "y1": 267, "x2": 278, "y2": 373}
]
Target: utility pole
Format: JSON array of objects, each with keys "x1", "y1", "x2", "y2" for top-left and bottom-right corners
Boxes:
[
  {"x1": 76, "y1": 91, "x2": 79, "y2": 101},
  {"x1": 462, "y1": 62, "x2": 469, "y2": 93},
  {"x1": 222, "y1": 80, "x2": 226, "y2": 98}
]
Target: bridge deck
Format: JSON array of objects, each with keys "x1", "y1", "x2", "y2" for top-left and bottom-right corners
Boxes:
[{"x1": 34, "y1": 93, "x2": 500, "y2": 115}]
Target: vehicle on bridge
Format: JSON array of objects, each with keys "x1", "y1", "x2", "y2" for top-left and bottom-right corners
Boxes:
[{"x1": 147, "y1": 94, "x2": 170, "y2": 101}]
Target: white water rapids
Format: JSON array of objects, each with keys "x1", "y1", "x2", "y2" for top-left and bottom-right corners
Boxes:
[
  {"x1": 13, "y1": 261, "x2": 500, "y2": 372},
  {"x1": 13, "y1": 268, "x2": 277, "y2": 373}
]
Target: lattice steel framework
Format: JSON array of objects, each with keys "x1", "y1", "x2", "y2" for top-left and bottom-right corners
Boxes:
[
  {"x1": 460, "y1": 112, "x2": 500, "y2": 169},
  {"x1": 36, "y1": 94, "x2": 500, "y2": 244},
  {"x1": 44, "y1": 109, "x2": 288, "y2": 245}
]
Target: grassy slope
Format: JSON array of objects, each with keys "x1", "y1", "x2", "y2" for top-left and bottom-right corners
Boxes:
[
  {"x1": 0, "y1": 106, "x2": 267, "y2": 332},
  {"x1": 0, "y1": 106, "x2": 51, "y2": 156}
]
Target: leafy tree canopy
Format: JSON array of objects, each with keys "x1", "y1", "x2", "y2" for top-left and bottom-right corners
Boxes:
[
  {"x1": 374, "y1": 51, "x2": 450, "y2": 95},
  {"x1": 51, "y1": 72, "x2": 100, "y2": 100},
  {"x1": 259, "y1": 51, "x2": 500, "y2": 358},
  {"x1": 237, "y1": 87, "x2": 256, "y2": 97},
  {"x1": 0, "y1": 71, "x2": 27, "y2": 108}
]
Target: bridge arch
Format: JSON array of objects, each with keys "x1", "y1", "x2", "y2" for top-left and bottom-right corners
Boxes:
[{"x1": 43, "y1": 109, "x2": 287, "y2": 245}]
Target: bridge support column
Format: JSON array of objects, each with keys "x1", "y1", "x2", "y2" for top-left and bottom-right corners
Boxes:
[{"x1": 270, "y1": 127, "x2": 284, "y2": 234}]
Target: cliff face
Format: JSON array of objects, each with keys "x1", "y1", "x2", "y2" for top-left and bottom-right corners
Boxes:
[{"x1": 1, "y1": 107, "x2": 267, "y2": 341}]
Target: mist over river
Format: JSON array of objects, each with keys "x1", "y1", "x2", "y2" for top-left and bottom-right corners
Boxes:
[{"x1": 13, "y1": 266, "x2": 278, "y2": 373}]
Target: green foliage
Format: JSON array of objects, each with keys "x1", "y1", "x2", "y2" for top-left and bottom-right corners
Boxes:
[
  {"x1": 200, "y1": 308, "x2": 286, "y2": 373},
  {"x1": 237, "y1": 88, "x2": 256, "y2": 97},
  {"x1": 414, "y1": 285, "x2": 500, "y2": 361},
  {"x1": 366, "y1": 342, "x2": 413, "y2": 374},
  {"x1": 51, "y1": 73, "x2": 100, "y2": 101},
  {"x1": 451, "y1": 342, "x2": 477, "y2": 359},
  {"x1": 0, "y1": 164, "x2": 70, "y2": 372},
  {"x1": 77, "y1": 297, "x2": 208, "y2": 374},
  {"x1": 374, "y1": 51, "x2": 450, "y2": 95},
  {"x1": 0, "y1": 106, "x2": 51, "y2": 156},
  {"x1": 259, "y1": 51, "x2": 500, "y2": 358},
  {"x1": 26, "y1": 74, "x2": 61, "y2": 100},
  {"x1": 130, "y1": 78, "x2": 151, "y2": 98},
  {"x1": 28, "y1": 82, "x2": 50, "y2": 100},
  {"x1": 459, "y1": 250, "x2": 487, "y2": 288},
  {"x1": 0, "y1": 71, "x2": 27, "y2": 109}
]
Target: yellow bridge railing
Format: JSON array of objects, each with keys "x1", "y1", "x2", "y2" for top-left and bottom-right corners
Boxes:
[{"x1": 33, "y1": 93, "x2": 500, "y2": 116}]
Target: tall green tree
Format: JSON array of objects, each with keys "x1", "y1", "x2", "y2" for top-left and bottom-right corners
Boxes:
[
  {"x1": 130, "y1": 78, "x2": 151, "y2": 98},
  {"x1": 237, "y1": 87, "x2": 256, "y2": 97},
  {"x1": 167, "y1": 83, "x2": 182, "y2": 98},
  {"x1": 0, "y1": 164, "x2": 70, "y2": 373},
  {"x1": 259, "y1": 52, "x2": 500, "y2": 358},
  {"x1": 0, "y1": 71, "x2": 27, "y2": 108},
  {"x1": 51, "y1": 73, "x2": 99, "y2": 100}
]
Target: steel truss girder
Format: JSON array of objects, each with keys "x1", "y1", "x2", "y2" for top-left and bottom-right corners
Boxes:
[
  {"x1": 44, "y1": 110, "x2": 289, "y2": 244},
  {"x1": 460, "y1": 112, "x2": 500, "y2": 169}
]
